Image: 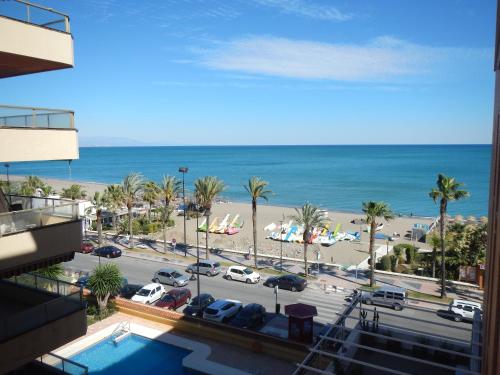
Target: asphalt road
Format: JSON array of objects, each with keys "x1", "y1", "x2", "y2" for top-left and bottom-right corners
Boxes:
[{"x1": 67, "y1": 253, "x2": 307, "y2": 315}]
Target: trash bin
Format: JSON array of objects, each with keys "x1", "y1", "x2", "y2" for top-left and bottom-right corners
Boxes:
[{"x1": 275, "y1": 303, "x2": 281, "y2": 314}]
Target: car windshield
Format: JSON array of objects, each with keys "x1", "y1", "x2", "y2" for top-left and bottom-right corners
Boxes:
[
  {"x1": 204, "y1": 308, "x2": 218, "y2": 315},
  {"x1": 137, "y1": 289, "x2": 151, "y2": 296},
  {"x1": 171, "y1": 272, "x2": 182, "y2": 278},
  {"x1": 191, "y1": 296, "x2": 204, "y2": 305},
  {"x1": 243, "y1": 268, "x2": 253, "y2": 275},
  {"x1": 161, "y1": 294, "x2": 175, "y2": 301}
]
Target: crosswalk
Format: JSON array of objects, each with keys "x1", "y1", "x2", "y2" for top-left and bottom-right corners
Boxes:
[{"x1": 298, "y1": 286, "x2": 351, "y2": 325}]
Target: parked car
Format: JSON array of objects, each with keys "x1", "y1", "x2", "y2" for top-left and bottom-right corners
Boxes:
[
  {"x1": 80, "y1": 242, "x2": 95, "y2": 254},
  {"x1": 203, "y1": 299, "x2": 242, "y2": 323},
  {"x1": 263, "y1": 275, "x2": 307, "y2": 291},
  {"x1": 155, "y1": 288, "x2": 192, "y2": 310},
  {"x1": 229, "y1": 303, "x2": 266, "y2": 329},
  {"x1": 153, "y1": 268, "x2": 189, "y2": 287},
  {"x1": 135, "y1": 243, "x2": 149, "y2": 249},
  {"x1": 183, "y1": 293, "x2": 216, "y2": 317},
  {"x1": 75, "y1": 275, "x2": 90, "y2": 288},
  {"x1": 120, "y1": 284, "x2": 143, "y2": 299},
  {"x1": 131, "y1": 283, "x2": 165, "y2": 304},
  {"x1": 186, "y1": 260, "x2": 221, "y2": 276},
  {"x1": 448, "y1": 299, "x2": 482, "y2": 322},
  {"x1": 361, "y1": 286, "x2": 407, "y2": 311},
  {"x1": 225, "y1": 266, "x2": 260, "y2": 284},
  {"x1": 93, "y1": 245, "x2": 122, "y2": 258}
]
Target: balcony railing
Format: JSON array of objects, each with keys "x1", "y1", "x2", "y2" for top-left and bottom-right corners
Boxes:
[
  {"x1": 0, "y1": 0, "x2": 70, "y2": 33},
  {"x1": 0, "y1": 105, "x2": 74, "y2": 129},
  {"x1": 0, "y1": 196, "x2": 79, "y2": 237},
  {"x1": 0, "y1": 274, "x2": 84, "y2": 342},
  {"x1": 38, "y1": 352, "x2": 88, "y2": 375}
]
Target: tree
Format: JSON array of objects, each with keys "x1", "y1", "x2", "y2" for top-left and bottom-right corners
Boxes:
[
  {"x1": 61, "y1": 184, "x2": 86, "y2": 200},
  {"x1": 429, "y1": 174, "x2": 469, "y2": 298},
  {"x1": 87, "y1": 264, "x2": 123, "y2": 312},
  {"x1": 88, "y1": 192, "x2": 106, "y2": 245},
  {"x1": 20, "y1": 175, "x2": 45, "y2": 196},
  {"x1": 104, "y1": 184, "x2": 124, "y2": 231},
  {"x1": 429, "y1": 234, "x2": 441, "y2": 278},
  {"x1": 159, "y1": 175, "x2": 181, "y2": 253},
  {"x1": 194, "y1": 176, "x2": 225, "y2": 259},
  {"x1": 121, "y1": 173, "x2": 144, "y2": 247},
  {"x1": 33, "y1": 263, "x2": 64, "y2": 292},
  {"x1": 244, "y1": 177, "x2": 272, "y2": 268},
  {"x1": 291, "y1": 203, "x2": 328, "y2": 278},
  {"x1": 143, "y1": 181, "x2": 161, "y2": 220},
  {"x1": 362, "y1": 201, "x2": 394, "y2": 287}
]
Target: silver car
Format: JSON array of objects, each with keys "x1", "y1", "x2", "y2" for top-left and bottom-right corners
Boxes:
[
  {"x1": 153, "y1": 268, "x2": 189, "y2": 287},
  {"x1": 186, "y1": 260, "x2": 221, "y2": 276},
  {"x1": 361, "y1": 286, "x2": 407, "y2": 311}
]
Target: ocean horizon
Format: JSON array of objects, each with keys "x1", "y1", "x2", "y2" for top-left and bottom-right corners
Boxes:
[{"x1": 5, "y1": 144, "x2": 491, "y2": 217}]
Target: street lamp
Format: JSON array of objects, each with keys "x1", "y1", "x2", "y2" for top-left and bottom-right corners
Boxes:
[
  {"x1": 4, "y1": 163, "x2": 11, "y2": 205},
  {"x1": 178, "y1": 166, "x2": 188, "y2": 256},
  {"x1": 195, "y1": 203, "x2": 201, "y2": 312},
  {"x1": 279, "y1": 214, "x2": 284, "y2": 273}
]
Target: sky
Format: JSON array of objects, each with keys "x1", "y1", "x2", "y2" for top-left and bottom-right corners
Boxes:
[{"x1": 2, "y1": 0, "x2": 497, "y2": 145}]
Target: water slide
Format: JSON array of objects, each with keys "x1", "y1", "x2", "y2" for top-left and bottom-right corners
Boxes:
[
  {"x1": 332, "y1": 223, "x2": 342, "y2": 237},
  {"x1": 284, "y1": 225, "x2": 297, "y2": 242}
]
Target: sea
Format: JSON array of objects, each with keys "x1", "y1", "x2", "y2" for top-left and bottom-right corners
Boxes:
[{"x1": 6, "y1": 145, "x2": 491, "y2": 217}]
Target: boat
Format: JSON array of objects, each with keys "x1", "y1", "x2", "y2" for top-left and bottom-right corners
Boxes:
[
  {"x1": 284, "y1": 225, "x2": 297, "y2": 242},
  {"x1": 208, "y1": 217, "x2": 219, "y2": 233},
  {"x1": 225, "y1": 214, "x2": 241, "y2": 235},
  {"x1": 319, "y1": 235, "x2": 336, "y2": 247},
  {"x1": 197, "y1": 218, "x2": 207, "y2": 232},
  {"x1": 215, "y1": 214, "x2": 230, "y2": 233},
  {"x1": 226, "y1": 227, "x2": 240, "y2": 235},
  {"x1": 264, "y1": 222, "x2": 276, "y2": 231}
]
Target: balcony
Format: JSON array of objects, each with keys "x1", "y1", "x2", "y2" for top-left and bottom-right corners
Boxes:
[
  {"x1": 0, "y1": 105, "x2": 79, "y2": 162},
  {"x1": 0, "y1": 195, "x2": 82, "y2": 278},
  {"x1": 0, "y1": 274, "x2": 87, "y2": 374},
  {"x1": 0, "y1": 0, "x2": 73, "y2": 78}
]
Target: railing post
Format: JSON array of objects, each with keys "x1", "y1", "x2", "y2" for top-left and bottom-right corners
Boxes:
[
  {"x1": 32, "y1": 108, "x2": 36, "y2": 128},
  {"x1": 57, "y1": 280, "x2": 60, "y2": 295},
  {"x1": 34, "y1": 274, "x2": 38, "y2": 289},
  {"x1": 65, "y1": 16, "x2": 70, "y2": 33},
  {"x1": 26, "y1": 3, "x2": 30, "y2": 23}
]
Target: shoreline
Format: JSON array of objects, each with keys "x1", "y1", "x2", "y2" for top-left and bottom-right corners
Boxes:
[{"x1": 0, "y1": 174, "x2": 438, "y2": 221}]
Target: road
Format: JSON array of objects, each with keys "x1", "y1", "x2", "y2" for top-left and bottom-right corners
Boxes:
[{"x1": 66, "y1": 253, "x2": 349, "y2": 324}]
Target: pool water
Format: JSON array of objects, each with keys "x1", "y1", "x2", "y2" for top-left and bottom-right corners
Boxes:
[{"x1": 68, "y1": 334, "x2": 192, "y2": 374}]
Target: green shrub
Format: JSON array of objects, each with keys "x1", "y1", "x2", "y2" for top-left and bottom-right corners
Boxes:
[
  {"x1": 406, "y1": 246, "x2": 417, "y2": 264},
  {"x1": 390, "y1": 255, "x2": 398, "y2": 272},
  {"x1": 379, "y1": 255, "x2": 392, "y2": 271}
]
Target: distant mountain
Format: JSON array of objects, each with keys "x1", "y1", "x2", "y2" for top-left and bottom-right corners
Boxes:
[{"x1": 79, "y1": 136, "x2": 151, "y2": 147}]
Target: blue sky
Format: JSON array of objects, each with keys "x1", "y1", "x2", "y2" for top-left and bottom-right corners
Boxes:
[{"x1": 2, "y1": 0, "x2": 496, "y2": 145}]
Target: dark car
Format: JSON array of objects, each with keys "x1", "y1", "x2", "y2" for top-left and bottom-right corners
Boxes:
[
  {"x1": 80, "y1": 242, "x2": 95, "y2": 254},
  {"x1": 120, "y1": 284, "x2": 143, "y2": 299},
  {"x1": 183, "y1": 293, "x2": 216, "y2": 317},
  {"x1": 93, "y1": 245, "x2": 122, "y2": 258},
  {"x1": 75, "y1": 275, "x2": 90, "y2": 288},
  {"x1": 229, "y1": 303, "x2": 266, "y2": 329},
  {"x1": 155, "y1": 288, "x2": 191, "y2": 310},
  {"x1": 263, "y1": 274, "x2": 307, "y2": 291}
]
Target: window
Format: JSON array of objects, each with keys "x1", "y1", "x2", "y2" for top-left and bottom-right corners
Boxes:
[
  {"x1": 373, "y1": 291, "x2": 385, "y2": 298},
  {"x1": 386, "y1": 292, "x2": 394, "y2": 299},
  {"x1": 394, "y1": 293, "x2": 405, "y2": 300},
  {"x1": 463, "y1": 305, "x2": 473, "y2": 312}
]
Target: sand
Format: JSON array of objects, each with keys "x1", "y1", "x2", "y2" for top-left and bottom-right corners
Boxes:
[{"x1": 1, "y1": 174, "x2": 435, "y2": 266}]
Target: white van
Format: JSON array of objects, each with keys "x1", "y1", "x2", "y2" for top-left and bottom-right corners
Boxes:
[{"x1": 448, "y1": 299, "x2": 482, "y2": 322}]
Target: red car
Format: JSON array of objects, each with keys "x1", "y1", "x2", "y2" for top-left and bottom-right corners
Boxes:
[
  {"x1": 80, "y1": 242, "x2": 95, "y2": 254},
  {"x1": 155, "y1": 288, "x2": 191, "y2": 310}
]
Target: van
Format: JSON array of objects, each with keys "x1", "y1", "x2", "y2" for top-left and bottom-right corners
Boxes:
[
  {"x1": 361, "y1": 286, "x2": 407, "y2": 311},
  {"x1": 186, "y1": 260, "x2": 221, "y2": 276},
  {"x1": 448, "y1": 299, "x2": 482, "y2": 322}
]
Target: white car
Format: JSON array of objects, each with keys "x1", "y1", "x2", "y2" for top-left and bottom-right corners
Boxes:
[
  {"x1": 448, "y1": 299, "x2": 482, "y2": 322},
  {"x1": 203, "y1": 299, "x2": 242, "y2": 322},
  {"x1": 131, "y1": 283, "x2": 165, "y2": 304},
  {"x1": 225, "y1": 266, "x2": 261, "y2": 284},
  {"x1": 136, "y1": 244, "x2": 149, "y2": 249}
]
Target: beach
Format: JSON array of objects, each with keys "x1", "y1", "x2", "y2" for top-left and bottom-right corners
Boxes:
[{"x1": 2, "y1": 174, "x2": 435, "y2": 266}]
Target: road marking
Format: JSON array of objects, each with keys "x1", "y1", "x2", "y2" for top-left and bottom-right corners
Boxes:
[{"x1": 298, "y1": 288, "x2": 349, "y2": 325}]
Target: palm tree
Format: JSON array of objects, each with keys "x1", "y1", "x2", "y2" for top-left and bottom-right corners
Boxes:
[
  {"x1": 33, "y1": 263, "x2": 64, "y2": 292},
  {"x1": 20, "y1": 175, "x2": 45, "y2": 196},
  {"x1": 159, "y1": 175, "x2": 181, "y2": 253},
  {"x1": 291, "y1": 203, "x2": 329, "y2": 278},
  {"x1": 89, "y1": 192, "x2": 106, "y2": 246},
  {"x1": 429, "y1": 174, "x2": 469, "y2": 298},
  {"x1": 87, "y1": 264, "x2": 123, "y2": 312},
  {"x1": 143, "y1": 181, "x2": 161, "y2": 219},
  {"x1": 244, "y1": 177, "x2": 272, "y2": 268},
  {"x1": 362, "y1": 201, "x2": 394, "y2": 287},
  {"x1": 104, "y1": 184, "x2": 124, "y2": 232},
  {"x1": 194, "y1": 176, "x2": 225, "y2": 259},
  {"x1": 121, "y1": 173, "x2": 144, "y2": 248},
  {"x1": 61, "y1": 184, "x2": 86, "y2": 200},
  {"x1": 429, "y1": 234, "x2": 441, "y2": 278}
]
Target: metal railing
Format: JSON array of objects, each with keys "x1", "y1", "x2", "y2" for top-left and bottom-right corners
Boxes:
[
  {"x1": 39, "y1": 352, "x2": 88, "y2": 375},
  {"x1": 0, "y1": 198, "x2": 80, "y2": 237},
  {"x1": 0, "y1": 274, "x2": 84, "y2": 342},
  {"x1": 0, "y1": 0, "x2": 70, "y2": 32},
  {"x1": 0, "y1": 105, "x2": 74, "y2": 129}
]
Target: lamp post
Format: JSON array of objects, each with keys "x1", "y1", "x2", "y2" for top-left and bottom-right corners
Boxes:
[
  {"x1": 279, "y1": 215, "x2": 284, "y2": 273},
  {"x1": 195, "y1": 204, "x2": 201, "y2": 312},
  {"x1": 4, "y1": 163, "x2": 11, "y2": 205},
  {"x1": 178, "y1": 167, "x2": 188, "y2": 256}
]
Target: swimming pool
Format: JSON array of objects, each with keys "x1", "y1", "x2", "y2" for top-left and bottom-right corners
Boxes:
[{"x1": 68, "y1": 333, "x2": 192, "y2": 374}]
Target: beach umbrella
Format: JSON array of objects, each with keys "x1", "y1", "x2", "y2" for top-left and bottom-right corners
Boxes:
[
  {"x1": 480, "y1": 216, "x2": 488, "y2": 224},
  {"x1": 454, "y1": 215, "x2": 464, "y2": 223}
]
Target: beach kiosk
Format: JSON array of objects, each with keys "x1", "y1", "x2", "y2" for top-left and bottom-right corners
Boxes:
[{"x1": 285, "y1": 303, "x2": 318, "y2": 343}]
